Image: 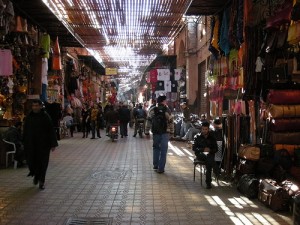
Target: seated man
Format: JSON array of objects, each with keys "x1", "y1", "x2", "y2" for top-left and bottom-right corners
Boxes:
[
  {"x1": 182, "y1": 121, "x2": 201, "y2": 141},
  {"x1": 192, "y1": 121, "x2": 219, "y2": 189},
  {"x1": 3, "y1": 121, "x2": 25, "y2": 167}
]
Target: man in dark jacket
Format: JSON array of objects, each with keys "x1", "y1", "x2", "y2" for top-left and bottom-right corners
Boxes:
[
  {"x1": 192, "y1": 121, "x2": 218, "y2": 189},
  {"x1": 133, "y1": 104, "x2": 146, "y2": 137},
  {"x1": 118, "y1": 103, "x2": 131, "y2": 138},
  {"x1": 23, "y1": 99, "x2": 58, "y2": 190}
]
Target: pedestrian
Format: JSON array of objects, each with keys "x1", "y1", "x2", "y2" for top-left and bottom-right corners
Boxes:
[
  {"x1": 89, "y1": 103, "x2": 101, "y2": 139},
  {"x1": 192, "y1": 121, "x2": 219, "y2": 189},
  {"x1": 23, "y1": 99, "x2": 58, "y2": 190},
  {"x1": 118, "y1": 103, "x2": 131, "y2": 138},
  {"x1": 145, "y1": 99, "x2": 156, "y2": 135},
  {"x1": 147, "y1": 95, "x2": 174, "y2": 173},
  {"x1": 180, "y1": 102, "x2": 191, "y2": 138},
  {"x1": 133, "y1": 104, "x2": 146, "y2": 137},
  {"x1": 81, "y1": 104, "x2": 90, "y2": 138},
  {"x1": 62, "y1": 113, "x2": 74, "y2": 137}
]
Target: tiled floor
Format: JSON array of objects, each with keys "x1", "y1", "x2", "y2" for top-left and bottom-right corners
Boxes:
[{"x1": 0, "y1": 129, "x2": 293, "y2": 225}]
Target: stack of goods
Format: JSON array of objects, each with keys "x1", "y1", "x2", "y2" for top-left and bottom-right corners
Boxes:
[
  {"x1": 267, "y1": 89, "x2": 300, "y2": 182},
  {"x1": 236, "y1": 144, "x2": 300, "y2": 212},
  {"x1": 148, "y1": 68, "x2": 180, "y2": 102}
]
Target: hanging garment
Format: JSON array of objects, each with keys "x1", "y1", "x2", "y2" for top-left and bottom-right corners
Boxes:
[
  {"x1": 211, "y1": 16, "x2": 220, "y2": 54},
  {"x1": 0, "y1": 49, "x2": 13, "y2": 76},
  {"x1": 157, "y1": 69, "x2": 170, "y2": 81},
  {"x1": 40, "y1": 83, "x2": 48, "y2": 102},
  {"x1": 3, "y1": 0, "x2": 14, "y2": 35},
  {"x1": 40, "y1": 33, "x2": 51, "y2": 58},
  {"x1": 52, "y1": 36, "x2": 62, "y2": 70},
  {"x1": 171, "y1": 81, "x2": 178, "y2": 93},
  {"x1": 237, "y1": 0, "x2": 244, "y2": 45},
  {"x1": 164, "y1": 81, "x2": 172, "y2": 92},
  {"x1": 219, "y1": 6, "x2": 231, "y2": 56},
  {"x1": 150, "y1": 69, "x2": 158, "y2": 83},
  {"x1": 41, "y1": 58, "x2": 48, "y2": 85},
  {"x1": 174, "y1": 69, "x2": 182, "y2": 81},
  {"x1": 156, "y1": 81, "x2": 165, "y2": 91}
]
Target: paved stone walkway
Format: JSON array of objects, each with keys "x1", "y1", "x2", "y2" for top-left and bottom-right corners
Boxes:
[{"x1": 0, "y1": 129, "x2": 293, "y2": 225}]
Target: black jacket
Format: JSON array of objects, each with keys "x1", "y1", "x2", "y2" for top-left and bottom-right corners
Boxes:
[
  {"x1": 192, "y1": 132, "x2": 218, "y2": 155},
  {"x1": 118, "y1": 107, "x2": 131, "y2": 123}
]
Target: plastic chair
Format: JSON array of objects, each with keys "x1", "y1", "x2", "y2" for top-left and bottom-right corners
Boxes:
[{"x1": 2, "y1": 139, "x2": 18, "y2": 169}]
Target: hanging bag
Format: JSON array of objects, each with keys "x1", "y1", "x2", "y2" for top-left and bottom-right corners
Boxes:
[{"x1": 287, "y1": 22, "x2": 300, "y2": 45}]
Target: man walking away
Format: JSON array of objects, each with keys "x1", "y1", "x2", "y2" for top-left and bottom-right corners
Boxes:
[
  {"x1": 118, "y1": 103, "x2": 131, "y2": 138},
  {"x1": 145, "y1": 99, "x2": 156, "y2": 135},
  {"x1": 180, "y1": 102, "x2": 191, "y2": 138},
  {"x1": 148, "y1": 95, "x2": 174, "y2": 173},
  {"x1": 192, "y1": 121, "x2": 218, "y2": 189},
  {"x1": 23, "y1": 99, "x2": 58, "y2": 190}
]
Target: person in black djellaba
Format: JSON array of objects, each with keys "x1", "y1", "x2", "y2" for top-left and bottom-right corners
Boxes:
[{"x1": 23, "y1": 99, "x2": 58, "y2": 190}]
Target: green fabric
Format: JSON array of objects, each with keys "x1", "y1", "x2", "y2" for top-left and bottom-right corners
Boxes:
[{"x1": 40, "y1": 34, "x2": 50, "y2": 58}]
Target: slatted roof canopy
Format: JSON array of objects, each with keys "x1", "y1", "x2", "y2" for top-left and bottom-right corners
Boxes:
[{"x1": 41, "y1": 0, "x2": 193, "y2": 70}]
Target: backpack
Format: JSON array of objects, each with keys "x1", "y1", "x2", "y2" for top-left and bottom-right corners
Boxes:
[{"x1": 151, "y1": 106, "x2": 167, "y2": 134}]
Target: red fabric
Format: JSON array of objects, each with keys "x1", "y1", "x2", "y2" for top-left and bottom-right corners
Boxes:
[
  {"x1": 52, "y1": 37, "x2": 62, "y2": 70},
  {"x1": 150, "y1": 69, "x2": 158, "y2": 83}
]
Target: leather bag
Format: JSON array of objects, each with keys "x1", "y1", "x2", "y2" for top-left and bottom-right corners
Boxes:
[
  {"x1": 266, "y1": 0, "x2": 293, "y2": 29},
  {"x1": 270, "y1": 118, "x2": 300, "y2": 132},
  {"x1": 237, "y1": 159, "x2": 256, "y2": 175},
  {"x1": 269, "y1": 132, "x2": 300, "y2": 145},
  {"x1": 256, "y1": 158, "x2": 276, "y2": 176},
  {"x1": 280, "y1": 180, "x2": 300, "y2": 196},
  {"x1": 268, "y1": 104, "x2": 300, "y2": 118},
  {"x1": 294, "y1": 148, "x2": 300, "y2": 166},
  {"x1": 238, "y1": 145, "x2": 260, "y2": 161},
  {"x1": 291, "y1": 3, "x2": 300, "y2": 21},
  {"x1": 275, "y1": 144, "x2": 300, "y2": 155},
  {"x1": 259, "y1": 144, "x2": 274, "y2": 158},
  {"x1": 290, "y1": 166, "x2": 300, "y2": 181},
  {"x1": 293, "y1": 194, "x2": 300, "y2": 225},
  {"x1": 267, "y1": 90, "x2": 300, "y2": 105},
  {"x1": 258, "y1": 179, "x2": 290, "y2": 211},
  {"x1": 237, "y1": 174, "x2": 259, "y2": 199},
  {"x1": 287, "y1": 22, "x2": 300, "y2": 45}
]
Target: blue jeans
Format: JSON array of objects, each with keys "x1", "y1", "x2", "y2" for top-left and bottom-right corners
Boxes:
[{"x1": 153, "y1": 133, "x2": 169, "y2": 172}]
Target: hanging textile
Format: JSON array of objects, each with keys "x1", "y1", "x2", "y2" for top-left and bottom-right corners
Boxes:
[
  {"x1": 40, "y1": 33, "x2": 51, "y2": 58},
  {"x1": 0, "y1": 49, "x2": 13, "y2": 76},
  {"x1": 209, "y1": 16, "x2": 220, "y2": 59},
  {"x1": 174, "y1": 69, "x2": 182, "y2": 81},
  {"x1": 219, "y1": 6, "x2": 231, "y2": 56},
  {"x1": 157, "y1": 69, "x2": 170, "y2": 81},
  {"x1": 164, "y1": 81, "x2": 172, "y2": 92},
  {"x1": 150, "y1": 69, "x2": 158, "y2": 83},
  {"x1": 41, "y1": 58, "x2": 48, "y2": 85},
  {"x1": 171, "y1": 81, "x2": 178, "y2": 93},
  {"x1": 52, "y1": 36, "x2": 62, "y2": 70}
]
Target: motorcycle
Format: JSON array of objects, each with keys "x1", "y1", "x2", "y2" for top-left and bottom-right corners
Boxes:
[
  {"x1": 137, "y1": 119, "x2": 144, "y2": 138},
  {"x1": 109, "y1": 124, "x2": 118, "y2": 142}
]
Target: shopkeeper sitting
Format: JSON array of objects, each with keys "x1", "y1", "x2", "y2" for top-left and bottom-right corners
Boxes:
[
  {"x1": 192, "y1": 121, "x2": 219, "y2": 189},
  {"x1": 3, "y1": 121, "x2": 26, "y2": 167}
]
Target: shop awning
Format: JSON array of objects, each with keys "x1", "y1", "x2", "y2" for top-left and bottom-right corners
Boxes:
[
  {"x1": 77, "y1": 55, "x2": 105, "y2": 75},
  {"x1": 11, "y1": 0, "x2": 83, "y2": 47},
  {"x1": 186, "y1": 0, "x2": 230, "y2": 16}
]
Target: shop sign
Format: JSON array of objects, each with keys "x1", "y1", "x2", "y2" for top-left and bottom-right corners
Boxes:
[{"x1": 105, "y1": 68, "x2": 118, "y2": 75}]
